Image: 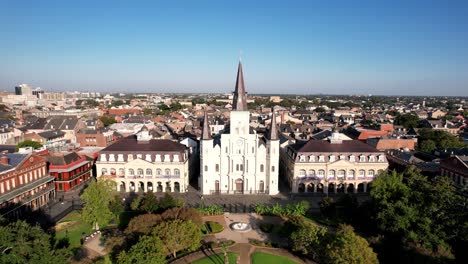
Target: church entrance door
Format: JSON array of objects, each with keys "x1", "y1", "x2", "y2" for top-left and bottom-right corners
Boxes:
[{"x1": 235, "y1": 178, "x2": 243, "y2": 193}]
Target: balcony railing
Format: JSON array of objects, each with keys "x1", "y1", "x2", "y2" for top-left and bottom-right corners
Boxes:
[
  {"x1": 107, "y1": 175, "x2": 182, "y2": 179},
  {"x1": 209, "y1": 190, "x2": 269, "y2": 195}
]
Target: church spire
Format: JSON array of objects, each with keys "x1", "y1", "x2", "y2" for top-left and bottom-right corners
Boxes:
[
  {"x1": 269, "y1": 110, "x2": 279, "y2": 140},
  {"x1": 202, "y1": 111, "x2": 211, "y2": 140},
  {"x1": 232, "y1": 61, "x2": 247, "y2": 111}
]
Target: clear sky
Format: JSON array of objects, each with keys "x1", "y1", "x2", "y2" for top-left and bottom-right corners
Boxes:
[{"x1": 1, "y1": 0, "x2": 467, "y2": 96}]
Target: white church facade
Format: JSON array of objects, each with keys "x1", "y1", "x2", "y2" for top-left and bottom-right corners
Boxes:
[{"x1": 199, "y1": 62, "x2": 280, "y2": 195}]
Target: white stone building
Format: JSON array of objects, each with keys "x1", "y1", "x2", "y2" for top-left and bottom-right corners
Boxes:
[
  {"x1": 199, "y1": 62, "x2": 280, "y2": 195},
  {"x1": 96, "y1": 127, "x2": 189, "y2": 193}
]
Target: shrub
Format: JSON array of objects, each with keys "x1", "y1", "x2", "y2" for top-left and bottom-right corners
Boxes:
[
  {"x1": 196, "y1": 205, "x2": 223, "y2": 215},
  {"x1": 248, "y1": 239, "x2": 277, "y2": 248},
  {"x1": 254, "y1": 201, "x2": 309, "y2": 216},
  {"x1": 259, "y1": 223, "x2": 274, "y2": 233},
  {"x1": 202, "y1": 221, "x2": 224, "y2": 234}
]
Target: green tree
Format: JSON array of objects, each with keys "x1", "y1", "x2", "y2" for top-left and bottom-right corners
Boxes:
[
  {"x1": 117, "y1": 235, "x2": 166, "y2": 264},
  {"x1": 16, "y1": 140, "x2": 43, "y2": 151},
  {"x1": 142, "y1": 108, "x2": 153, "y2": 115},
  {"x1": 140, "y1": 192, "x2": 159, "y2": 213},
  {"x1": 395, "y1": 113, "x2": 419, "y2": 128},
  {"x1": 81, "y1": 178, "x2": 116, "y2": 230},
  {"x1": 153, "y1": 219, "x2": 201, "y2": 258},
  {"x1": 109, "y1": 195, "x2": 124, "y2": 225},
  {"x1": 420, "y1": 139, "x2": 437, "y2": 153},
  {"x1": 159, "y1": 193, "x2": 184, "y2": 210},
  {"x1": 290, "y1": 218, "x2": 326, "y2": 257},
  {"x1": 0, "y1": 221, "x2": 71, "y2": 263},
  {"x1": 99, "y1": 116, "x2": 117, "y2": 126},
  {"x1": 323, "y1": 224, "x2": 378, "y2": 264}
]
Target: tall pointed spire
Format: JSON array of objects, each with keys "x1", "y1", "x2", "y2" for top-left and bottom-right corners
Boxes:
[
  {"x1": 269, "y1": 110, "x2": 279, "y2": 140},
  {"x1": 202, "y1": 111, "x2": 211, "y2": 140},
  {"x1": 232, "y1": 61, "x2": 247, "y2": 111}
]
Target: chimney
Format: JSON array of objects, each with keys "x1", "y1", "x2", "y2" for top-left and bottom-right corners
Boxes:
[{"x1": 0, "y1": 156, "x2": 9, "y2": 165}]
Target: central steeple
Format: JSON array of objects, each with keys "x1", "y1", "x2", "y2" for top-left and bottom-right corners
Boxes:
[{"x1": 232, "y1": 61, "x2": 247, "y2": 111}]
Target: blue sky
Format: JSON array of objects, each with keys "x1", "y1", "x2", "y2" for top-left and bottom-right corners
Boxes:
[{"x1": 0, "y1": 0, "x2": 467, "y2": 95}]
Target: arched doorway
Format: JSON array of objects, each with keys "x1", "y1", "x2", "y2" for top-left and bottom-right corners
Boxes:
[
  {"x1": 119, "y1": 182, "x2": 126, "y2": 192},
  {"x1": 298, "y1": 183, "x2": 305, "y2": 193},
  {"x1": 138, "y1": 182, "x2": 144, "y2": 192},
  {"x1": 307, "y1": 183, "x2": 314, "y2": 192},
  {"x1": 328, "y1": 183, "x2": 336, "y2": 193},
  {"x1": 165, "y1": 182, "x2": 171, "y2": 192},
  {"x1": 157, "y1": 182, "x2": 163, "y2": 192},
  {"x1": 235, "y1": 178, "x2": 243, "y2": 193},
  {"x1": 347, "y1": 183, "x2": 354, "y2": 193},
  {"x1": 367, "y1": 183, "x2": 372, "y2": 192},
  {"x1": 357, "y1": 183, "x2": 364, "y2": 193},
  {"x1": 147, "y1": 182, "x2": 153, "y2": 192},
  {"x1": 129, "y1": 182, "x2": 135, "y2": 192},
  {"x1": 259, "y1": 181, "x2": 264, "y2": 193},
  {"x1": 174, "y1": 182, "x2": 180, "y2": 192},
  {"x1": 317, "y1": 183, "x2": 324, "y2": 193},
  {"x1": 337, "y1": 183, "x2": 345, "y2": 193},
  {"x1": 215, "y1": 180, "x2": 220, "y2": 194}
]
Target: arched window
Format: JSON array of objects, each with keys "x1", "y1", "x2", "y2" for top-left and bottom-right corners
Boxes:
[
  {"x1": 174, "y1": 169, "x2": 180, "y2": 175},
  {"x1": 308, "y1": 169, "x2": 315, "y2": 176},
  {"x1": 368, "y1": 169, "x2": 375, "y2": 176},
  {"x1": 118, "y1": 168, "x2": 125, "y2": 176},
  {"x1": 204, "y1": 165, "x2": 208, "y2": 172},
  {"x1": 318, "y1": 170, "x2": 325, "y2": 177},
  {"x1": 137, "y1": 169, "x2": 144, "y2": 176},
  {"x1": 338, "y1": 169, "x2": 345, "y2": 177},
  {"x1": 298, "y1": 169, "x2": 306, "y2": 177},
  {"x1": 146, "y1": 169, "x2": 152, "y2": 175},
  {"x1": 272, "y1": 166, "x2": 275, "y2": 172},
  {"x1": 328, "y1": 170, "x2": 335, "y2": 177},
  {"x1": 128, "y1": 169, "x2": 134, "y2": 176},
  {"x1": 359, "y1": 170, "x2": 365, "y2": 177},
  {"x1": 165, "y1": 169, "x2": 171, "y2": 175},
  {"x1": 348, "y1": 170, "x2": 355, "y2": 177},
  {"x1": 215, "y1": 164, "x2": 219, "y2": 172},
  {"x1": 156, "y1": 169, "x2": 161, "y2": 175},
  {"x1": 260, "y1": 164, "x2": 264, "y2": 172},
  {"x1": 110, "y1": 168, "x2": 116, "y2": 175},
  {"x1": 101, "y1": 168, "x2": 107, "y2": 175}
]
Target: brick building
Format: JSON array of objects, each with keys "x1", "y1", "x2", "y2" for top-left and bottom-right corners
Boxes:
[
  {"x1": 47, "y1": 152, "x2": 92, "y2": 192},
  {"x1": 0, "y1": 153, "x2": 55, "y2": 219}
]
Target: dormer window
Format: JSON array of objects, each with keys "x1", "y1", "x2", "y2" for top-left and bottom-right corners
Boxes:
[
  {"x1": 127, "y1": 154, "x2": 133, "y2": 161},
  {"x1": 369, "y1": 155, "x2": 375, "y2": 162},
  {"x1": 359, "y1": 155, "x2": 366, "y2": 162},
  {"x1": 339, "y1": 155, "x2": 345, "y2": 160},
  {"x1": 309, "y1": 155, "x2": 315, "y2": 162},
  {"x1": 329, "y1": 155, "x2": 336, "y2": 162},
  {"x1": 349, "y1": 155, "x2": 355, "y2": 162},
  {"x1": 318, "y1": 155, "x2": 325, "y2": 162},
  {"x1": 299, "y1": 155, "x2": 306, "y2": 162},
  {"x1": 378, "y1": 155, "x2": 385, "y2": 162}
]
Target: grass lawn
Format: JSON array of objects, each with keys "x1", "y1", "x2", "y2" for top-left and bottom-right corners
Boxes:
[
  {"x1": 55, "y1": 211, "x2": 93, "y2": 249},
  {"x1": 251, "y1": 252, "x2": 299, "y2": 264},
  {"x1": 192, "y1": 252, "x2": 238, "y2": 264}
]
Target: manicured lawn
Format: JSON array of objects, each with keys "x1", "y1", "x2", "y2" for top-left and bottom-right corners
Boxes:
[
  {"x1": 55, "y1": 211, "x2": 93, "y2": 249},
  {"x1": 251, "y1": 252, "x2": 299, "y2": 264},
  {"x1": 192, "y1": 252, "x2": 238, "y2": 264}
]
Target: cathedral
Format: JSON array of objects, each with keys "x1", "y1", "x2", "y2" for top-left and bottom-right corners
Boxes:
[{"x1": 199, "y1": 62, "x2": 280, "y2": 195}]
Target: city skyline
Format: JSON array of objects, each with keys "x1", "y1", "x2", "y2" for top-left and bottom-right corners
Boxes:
[{"x1": 1, "y1": 0, "x2": 467, "y2": 96}]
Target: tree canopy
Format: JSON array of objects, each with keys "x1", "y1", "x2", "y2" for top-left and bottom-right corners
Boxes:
[
  {"x1": 16, "y1": 140, "x2": 43, "y2": 151},
  {"x1": 152, "y1": 219, "x2": 201, "y2": 258},
  {"x1": 0, "y1": 221, "x2": 71, "y2": 264},
  {"x1": 117, "y1": 235, "x2": 166, "y2": 264},
  {"x1": 81, "y1": 178, "x2": 116, "y2": 230}
]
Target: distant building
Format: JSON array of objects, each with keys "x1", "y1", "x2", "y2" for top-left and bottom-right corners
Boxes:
[
  {"x1": 0, "y1": 153, "x2": 55, "y2": 219},
  {"x1": 96, "y1": 127, "x2": 189, "y2": 193},
  {"x1": 281, "y1": 131, "x2": 389, "y2": 193},
  {"x1": 15, "y1": 84, "x2": 33, "y2": 95},
  {"x1": 76, "y1": 128, "x2": 120, "y2": 147}
]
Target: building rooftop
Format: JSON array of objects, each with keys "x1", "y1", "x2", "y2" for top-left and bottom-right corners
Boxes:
[
  {"x1": 101, "y1": 135, "x2": 186, "y2": 152},
  {"x1": 292, "y1": 139, "x2": 381, "y2": 153}
]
